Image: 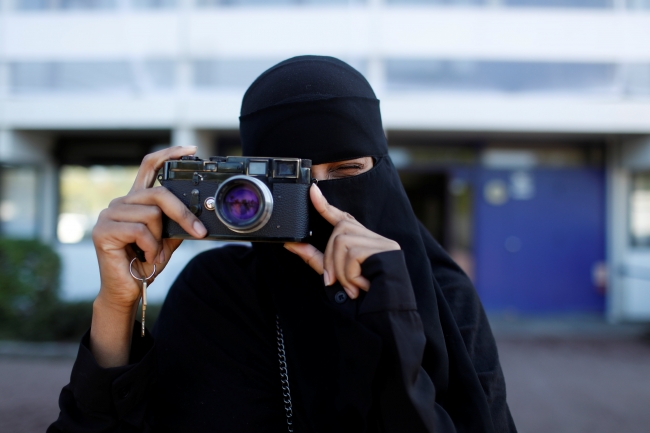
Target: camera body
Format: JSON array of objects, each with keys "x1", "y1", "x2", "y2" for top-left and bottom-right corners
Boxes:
[{"x1": 160, "y1": 156, "x2": 312, "y2": 242}]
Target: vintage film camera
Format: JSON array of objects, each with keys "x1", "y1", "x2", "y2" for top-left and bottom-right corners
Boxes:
[{"x1": 159, "y1": 156, "x2": 312, "y2": 242}]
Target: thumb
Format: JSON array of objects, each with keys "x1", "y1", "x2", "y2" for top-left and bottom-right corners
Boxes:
[{"x1": 284, "y1": 242, "x2": 329, "y2": 282}]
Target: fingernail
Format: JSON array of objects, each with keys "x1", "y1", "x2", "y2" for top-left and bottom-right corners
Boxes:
[
  {"x1": 284, "y1": 243, "x2": 295, "y2": 253},
  {"x1": 193, "y1": 221, "x2": 207, "y2": 237},
  {"x1": 323, "y1": 270, "x2": 331, "y2": 286},
  {"x1": 158, "y1": 249, "x2": 165, "y2": 264},
  {"x1": 312, "y1": 183, "x2": 323, "y2": 197}
]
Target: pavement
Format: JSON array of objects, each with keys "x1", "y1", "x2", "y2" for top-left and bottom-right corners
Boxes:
[
  {"x1": 1, "y1": 315, "x2": 649, "y2": 433},
  {"x1": 490, "y1": 315, "x2": 650, "y2": 433}
]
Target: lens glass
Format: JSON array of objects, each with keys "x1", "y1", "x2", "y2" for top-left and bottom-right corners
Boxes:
[{"x1": 220, "y1": 184, "x2": 261, "y2": 224}]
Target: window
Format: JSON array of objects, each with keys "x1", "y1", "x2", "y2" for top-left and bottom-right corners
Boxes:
[
  {"x1": 58, "y1": 166, "x2": 139, "y2": 243},
  {"x1": 193, "y1": 58, "x2": 367, "y2": 90},
  {"x1": 9, "y1": 60, "x2": 176, "y2": 94},
  {"x1": 386, "y1": 0, "x2": 612, "y2": 6},
  {"x1": 15, "y1": 0, "x2": 117, "y2": 10},
  {"x1": 10, "y1": 61, "x2": 132, "y2": 94},
  {"x1": 630, "y1": 172, "x2": 650, "y2": 248},
  {"x1": 196, "y1": 0, "x2": 362, "y2": 6},
  {"x1": 132, "y1": 0, "x2": 177, "y2": 8},
  {"x1": 193, "y1": 59, "x2": 283, "y2": 89},
  {"x1": 385, "y1": 59, "x2": 619, "y2": 95},
  {"x1": 624, "y1": 64, "x2": 650, "y2": 98},
  {"x1": 0, "y1": 166, "x2": 39, "y2": 239}
]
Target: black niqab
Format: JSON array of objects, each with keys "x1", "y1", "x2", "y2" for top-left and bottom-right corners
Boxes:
[
  {"x1": 240, "y1": 56, "x2": 513, "y2": 432},
  {"x1": 47, "y1": 56, "x2": 515, "y2": 433}
]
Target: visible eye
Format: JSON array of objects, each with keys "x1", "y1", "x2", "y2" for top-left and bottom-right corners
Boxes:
[{"x1": 328, "y1": 163, "x2": 365, "y2": 179}]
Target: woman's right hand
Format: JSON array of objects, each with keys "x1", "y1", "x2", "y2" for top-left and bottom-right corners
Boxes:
[
  {"x1": 90, "y1": 146, "x2": 208, "y2": 367},
  {"x1": 91, "y1": 145, "x2": 208, "y2": 313}
]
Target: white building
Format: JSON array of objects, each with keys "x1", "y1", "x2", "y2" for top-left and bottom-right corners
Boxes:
[{"x1": 1, "y1": 0, "x2": 650, "y2": 320}]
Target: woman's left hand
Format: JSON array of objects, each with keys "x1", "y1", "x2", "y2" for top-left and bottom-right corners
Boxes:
[{"x1": 285, "y1": 184, "x2": 400, "y2": 300}]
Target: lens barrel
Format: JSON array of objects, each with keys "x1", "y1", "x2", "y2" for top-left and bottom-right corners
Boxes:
[{"x1": 215, "y1": 176, "x2": 273, "y2": 233}]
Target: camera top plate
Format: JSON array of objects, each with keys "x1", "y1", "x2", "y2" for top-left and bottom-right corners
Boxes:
[{"x1": 161, "y1": 156, "x2": 311, "y2": 184}]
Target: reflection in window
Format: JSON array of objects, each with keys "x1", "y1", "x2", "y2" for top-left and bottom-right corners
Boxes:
[
  {"x1": 193, "y1": 58, "x2": 366, "y2": 89},
  {"x1": 0, "y1": 166, "x2": 39, "y2": 239},
  {"x1": 630, "y1": 173, "x2": 650, "y2": 248},
  {"x1": 386, "y1": 0, "x2": 486, "y2": 5},
  {"x1": 141, "y1": 60, "x2": 177, "y2": 90},
  {"x1": 503, "y1": 0, "x2": 612, "y2": 7},
  {"x1": 627, "y1": 0, "x2": 650, "y2": 8},
  {"x1": 15, "y1": 0, "x2": 117, "y2": 10},
  {"x1": 193, "y1": 59, "x2": 283, "y2": 89},
  {"x1": 624, "y1": 64, "x2": 650, "y2": 98},
  {"x1": 196, "y1": 0, "x2": 362, "y2": 6},
  {"x1": 386, "y1": 0, "x2": 612, "y2": 6},
  {"x1": 58, "y1": 166, "x2": 139, "y2": 244},
  {"x1": 386, "y1": 59, "x2": 618, "y2": 95},
  {"x1": 10, "y1": 62, "x2": 132, "y2": 94},
  {"x1": 132, "y1": 0, "x2": 177, "y2": 7},
  {"x1": 9, "y1": 60, "x2": 176, "y2": 94}
]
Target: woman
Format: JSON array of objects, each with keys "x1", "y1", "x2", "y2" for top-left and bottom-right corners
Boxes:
[{"x1": 49, "y1": 56, "x2": 516, "y2": 433}]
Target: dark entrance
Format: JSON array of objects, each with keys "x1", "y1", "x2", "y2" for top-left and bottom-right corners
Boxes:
[{"x1": 400, "y1": 172, "x2": 448, "y2": 248}]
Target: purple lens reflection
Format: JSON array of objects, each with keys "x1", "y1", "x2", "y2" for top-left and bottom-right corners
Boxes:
[{"x1": 221, "y1": 184, "x2": 260, "y2": 222}]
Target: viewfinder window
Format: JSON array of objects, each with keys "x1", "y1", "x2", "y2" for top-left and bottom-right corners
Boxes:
[
  {"x1": 275, "y1": 161, "x2": 297, "y2": 178},
  {"x1": 248, "y1": 162, "x2": 267, "y2": 175}
]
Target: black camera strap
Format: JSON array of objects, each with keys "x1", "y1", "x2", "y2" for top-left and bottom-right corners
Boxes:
[{"x1": 276, "y1": 315, "x2": 294, "y2": 433}]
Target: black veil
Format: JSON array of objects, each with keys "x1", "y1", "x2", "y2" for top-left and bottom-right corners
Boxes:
[{"x1": 239, "y1": 56, "x2": 514, "y2": 433}]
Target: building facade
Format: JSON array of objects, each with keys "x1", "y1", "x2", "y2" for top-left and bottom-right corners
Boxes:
[{"x1": 1, "y1": 0, "x2": 650, "y2": 320}]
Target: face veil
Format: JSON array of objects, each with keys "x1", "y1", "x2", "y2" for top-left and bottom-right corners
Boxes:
[{"x1": 239, "y1": 56, "x2": 506, "y2": 433}]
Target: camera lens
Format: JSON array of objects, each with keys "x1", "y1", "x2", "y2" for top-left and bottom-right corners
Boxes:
[
  {"x1": 215, "y1": 176, "x2": 273, "y2": 233},
  {"x1": 222, "y1": 185, "x2": 260, "y2": 221}
]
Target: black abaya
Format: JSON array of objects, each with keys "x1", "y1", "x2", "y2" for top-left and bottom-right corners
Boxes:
[{"x1": 48, "y1": 56, "x2": 516, "y2": 433}]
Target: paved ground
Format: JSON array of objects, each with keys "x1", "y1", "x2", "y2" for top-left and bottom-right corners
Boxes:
[{"x1": 1, "y1": 318, "x2": 649, "y2": 433}]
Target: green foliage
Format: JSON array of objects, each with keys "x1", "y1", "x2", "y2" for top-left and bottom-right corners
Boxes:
[
  {"x1": 0, "y1": 238, "x2": 162, "y2": 341},
  {"x1": 0, "y1": 238, "x2": 61, "y2": 321}
]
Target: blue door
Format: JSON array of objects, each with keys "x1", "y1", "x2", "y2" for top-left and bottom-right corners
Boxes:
[{"x1": 474, "y1": 168, "x2": 605, "y2": 313}]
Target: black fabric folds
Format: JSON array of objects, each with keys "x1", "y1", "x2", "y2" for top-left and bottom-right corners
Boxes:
[
  {"x1": 48, "y1": 55, "x2": 515, "y2": 433},
  {"x1": 240, "y1": 56, "x2": 387, "y2": 164},
  {"x1": 242, "y1": 56, "x2": 514, "y2": 432}
]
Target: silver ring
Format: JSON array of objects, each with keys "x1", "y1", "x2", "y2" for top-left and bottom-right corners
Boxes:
[{"x1": 129, "y1": 257, "x2": 156, "y2": 282}]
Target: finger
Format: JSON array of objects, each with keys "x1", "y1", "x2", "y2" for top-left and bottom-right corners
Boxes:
[
  {"x1": 330, "y1": 234, "x2": 369, "y2": 298},
  {"x1": 103, "y1": 204, "x2": 164, "y2": 242},
  {"x1": 342, "y1": 285, "x2": 360, "y2": 300},
  {"x1": 323, "y1": 230, "x2": 390, "y2": 289},
  {"x1": 350, "y1": 275, "x2": 371, "y2": 292},
  {"x1": 310, "y1": 183, "x2": 360, "y2": 227},
  {"x1": 284, "y1": 242, "x2": 324, "y2": 275},
  {"x1": 130, "y1": 146, "x2": 198, "y2": 193},
  {"x1": 344, "y1": 247, "x2": 372, "y2": 292},
  {"x1": 322, "y1": 220, "x2": 369, "y2": 285},
  {"x1": 151, "y1": 238, "x2": 183, "y2": 271},
  {"x1": 162, "y1": 238, "x2": 183, "y2": 261},
  {"x1": 123, "y1": 187, "x2": 207, "y2": 238},
  {"x1": 97, "y1": 221, "x2": 160, "y2": 264}
]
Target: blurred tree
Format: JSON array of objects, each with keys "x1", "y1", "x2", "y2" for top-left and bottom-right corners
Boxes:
[{"x1": 0, "y1": 239, "x2": 162, "y2": 341}]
